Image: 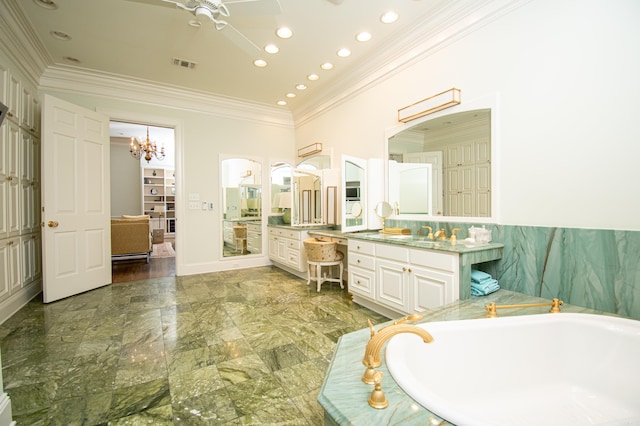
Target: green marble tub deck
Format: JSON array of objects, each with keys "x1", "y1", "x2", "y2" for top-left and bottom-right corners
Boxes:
[{"x1": 318, "y1": 289, "x2": 615, "y2": 425}]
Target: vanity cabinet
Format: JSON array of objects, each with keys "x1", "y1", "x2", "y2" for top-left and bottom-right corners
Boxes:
[
  {"x1": 268, "y1": 227, "x2": 310, "y2": 277},
  {"x1": 348, "y1": 239, "x2": 459, "y2": 318},
  {"x1": 246, "y1": 222, "x2": 261, "y2": 254}
]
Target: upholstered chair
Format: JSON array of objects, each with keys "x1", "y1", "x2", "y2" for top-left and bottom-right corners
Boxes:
[{"x1": 303, "y1": 238, "x2": 345, "y2": 292}]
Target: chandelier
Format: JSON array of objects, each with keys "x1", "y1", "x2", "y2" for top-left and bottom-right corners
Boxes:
[{"x1": 130, "y1": 127, "x2": 165, "y2": 163}]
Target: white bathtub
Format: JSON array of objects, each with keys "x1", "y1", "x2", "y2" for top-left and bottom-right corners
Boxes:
[{"x1": 386, "y1": 313, "x2": 640, "y2": 426}]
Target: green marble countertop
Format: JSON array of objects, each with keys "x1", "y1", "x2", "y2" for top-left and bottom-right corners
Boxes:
[
  {"x1": 267, "y1": 224, "x2": 336, "y2": 231},
  {"x1": 347, "y1": 232, "x2": 504, "y2": 254},
  {"x1": 318, "y1": 290, "x2": 610, "y2": 425}
]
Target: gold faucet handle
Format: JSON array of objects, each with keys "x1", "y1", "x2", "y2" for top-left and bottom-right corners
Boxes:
[
  {"x1": 368, "y1": 371, "x2": 388, "y2": 409},
  {"x1": 450, "y1": 228, "x2": 462, "y2": 242}
]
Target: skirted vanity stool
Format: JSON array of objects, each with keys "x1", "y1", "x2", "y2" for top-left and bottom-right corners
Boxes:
[
  {"x1": 233, "y1": 225, "x2": 247, "y2": 254},
  {"x1": 303, "y1": 238, "x2": 345, "y2": 292}
]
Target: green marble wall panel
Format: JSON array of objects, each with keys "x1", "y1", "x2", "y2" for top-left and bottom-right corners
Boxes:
[{"x1": 386, "y1": 220, "x2": 640, "y2": 320}]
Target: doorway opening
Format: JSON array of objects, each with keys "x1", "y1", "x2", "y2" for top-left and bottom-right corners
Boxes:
[{"x1": 109, "y1": 121, "x2": 177, "y2": 282}]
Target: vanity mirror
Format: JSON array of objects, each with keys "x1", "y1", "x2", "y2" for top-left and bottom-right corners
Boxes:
[
  {"x1": 221, "y1": 157, "x2": 262, "y2": 257},
  {"x1": 271, "y1": 162, "x2": 292, "y2": 223},
  {"x1": 386, "y1": 98, "x2": 496, "y2": 221},
  {"x1": 341, "y1": 155, "x2": 367, "y2": 232},
  {"x1": 292, "y1": 169, "x2": 323, "y2": 225}
]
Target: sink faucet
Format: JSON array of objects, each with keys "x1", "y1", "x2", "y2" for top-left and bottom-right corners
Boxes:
[
  {"x1": 421, "y1": 226, "x2": 434, "y2": 239},
  {"x1": 434, "y1": 228, "x2": 447, "y2": 240},
  {"x1": 450, "y1": 228, "x2": 462, "y2": 243}
]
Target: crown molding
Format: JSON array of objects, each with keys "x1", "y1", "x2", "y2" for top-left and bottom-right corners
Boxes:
[
  {"x1": 39, "y1": 66, "x2": 294, "y2": 128},
  {"x1": 292, "y1": 0, "x2": 531, "y2": 127},
  {"x1": 0, "y1": 0, "x2": 52, "y2": 86}
]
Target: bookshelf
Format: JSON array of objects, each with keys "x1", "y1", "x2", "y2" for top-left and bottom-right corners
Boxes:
[{"x1": 142, "y1": 167, "x2": 175, "y2": 235}]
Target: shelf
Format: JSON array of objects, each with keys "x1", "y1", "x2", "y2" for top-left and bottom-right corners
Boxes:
[{"x1": 142, "y1": 167, "x2": 176, "y2": 235}]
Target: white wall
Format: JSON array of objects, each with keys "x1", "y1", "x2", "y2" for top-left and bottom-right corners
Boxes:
[
  {"x1": 110, "y1": 142, "x2": 142, "y2": 217},
  {"x1": 295, "y1": 0, "x2": 640, "y2": 231},
  {"x1": 38, "y1": 89, "x2": 294, "y2": 275}
]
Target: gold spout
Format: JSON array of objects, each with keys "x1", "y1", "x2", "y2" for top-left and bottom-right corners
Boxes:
[
  {"x1": 434, "y1": 229, "x2": 447, "y2": 240},
  {"x1": 362, "y1": 323, "x2": 434, "y2": 368},
  {"x1": 484, "y1": 298, "x2": 564, "y2": 318},
  {"x1": 421, "y1": 226, "x2": 434, "y2": 239}
]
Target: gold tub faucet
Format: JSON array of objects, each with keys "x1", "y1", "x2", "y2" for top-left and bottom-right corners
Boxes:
[{"x1": 362, "y1": 323, "x2": 434, "y2": 369}]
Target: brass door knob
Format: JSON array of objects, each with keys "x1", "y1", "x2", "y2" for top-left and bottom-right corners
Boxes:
[{"x1": 47, "y1": 221, "x2": 59, "y2": 228}]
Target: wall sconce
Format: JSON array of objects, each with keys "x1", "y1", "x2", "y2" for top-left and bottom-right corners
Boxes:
[
  {"x1": 298, "y1": 142, "x2": 322, "y2": 157},
  {"x1": 398, "y1": 88, "x2": 461, "y2": 123}
]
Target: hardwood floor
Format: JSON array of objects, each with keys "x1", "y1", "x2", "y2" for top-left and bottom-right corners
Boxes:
[{"x1": 111, "y1": 256, "x2": 175, "y2": 283}]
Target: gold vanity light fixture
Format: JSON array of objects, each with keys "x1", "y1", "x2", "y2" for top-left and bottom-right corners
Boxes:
[
  {"x1": 298, "y1": 142, "x2": 322, "y2": 157},
  {"x1": 398, "y1": 88, "x2": 461, "y2": 123},
  {"x1": 130, "y1": 127, "x2": 165, "y2": 163}
]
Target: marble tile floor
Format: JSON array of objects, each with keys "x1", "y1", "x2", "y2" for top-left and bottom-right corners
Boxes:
[{"x1": 0, "y1": 266, "x2": 390, "y2": 425}]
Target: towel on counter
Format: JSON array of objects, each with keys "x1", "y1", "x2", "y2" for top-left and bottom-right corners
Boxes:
[
  {"x1": 471, "y1": 279, "x2": 500, "y2": 296},
  {"x1": 471, "y1": 269, "x2": 493, "y2": 284}
]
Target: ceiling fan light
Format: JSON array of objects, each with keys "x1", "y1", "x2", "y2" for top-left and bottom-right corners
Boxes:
[
  {"x1": 195, "y1": 6, "x2": 214, "y2": 21},
  {"x1": 213, "y1": 18, "x2": 228, "y2": 30}
]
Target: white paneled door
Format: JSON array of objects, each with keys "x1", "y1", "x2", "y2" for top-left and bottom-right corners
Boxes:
[{"x1": 42, "y1": 95, "x2": 111, "y2": 303}]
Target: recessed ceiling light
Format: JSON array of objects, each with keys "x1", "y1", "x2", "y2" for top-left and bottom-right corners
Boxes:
[
  {"x1": 356, "y1": 31, "x2": 372, "y2": 42},
  {"x1": 380, "y1": 11, "x2": 399, "y2": 24},
  {"x1": 188, "y1": 19, "x2": 202, "y2": 28},
  {"x1": 264, "y1": 44, "x2": 279, "y2": 54},
  {"x1": 50, "y1": 30, "x2": 71, "y2": 41},
  {"x1": 276, "y1": 27, "x2": 293, "y2": 39},
  {"x1": 295, "y1": 84, "x2": 307, "y2": 90},
  {"x1": 286, "y1": 93, "x2": 296, "y2": 98},
  {"x1": 253, "y1": 59, "x2": 267, "y2": 67},
  {"x1": 337, "y1": 48, "x2": 351, "y2": 58},
  {"x1": 307, "y1": 74, "x2": 319, "y2": 81},
  {"x1": 277, "y1": 100, "x2": 287, "y2": 106},
  {"x1": 63, "y1": 56, "x2": 81, "y2": 64},
  {"x1": 321, "y1": 62, "x2": 334, "y2": 70},
  {"x1": 34, "y1": 0, "x2": 57, "y2": 10}
]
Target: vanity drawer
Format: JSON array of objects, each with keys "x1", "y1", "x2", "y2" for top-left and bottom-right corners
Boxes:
[
  {"x1": 410, "y1": 248, "x2": 456, "y2": 272},
  {"x1": 349, "y1": 266, "x2": 375, "y2": 299},
  {"x1": 287, "y1": 239, "x2": 301, "y2": 250},
  {"x1": 348, "y1": 240, "x2": 375, "y2": 256},
  {"x1": 349, "y1": 252, "x2": 375, "y2": 270},
  {"x1": 376, "y1": 243, "x2": 409, "y2": 263}
]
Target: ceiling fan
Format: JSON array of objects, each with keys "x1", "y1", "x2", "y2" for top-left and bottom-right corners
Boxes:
[{"x1": 127, "y1": 0, "x2": 280, "y2": 54}]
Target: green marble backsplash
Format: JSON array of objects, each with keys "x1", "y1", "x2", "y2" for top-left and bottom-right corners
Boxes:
[{"x1": 386, "y1": 220, "x2": 640, "y2": 320}]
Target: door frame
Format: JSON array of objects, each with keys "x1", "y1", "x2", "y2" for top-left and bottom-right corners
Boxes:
[{"x1": 99, "y1": 108, "x2": 184, "y2": 275}]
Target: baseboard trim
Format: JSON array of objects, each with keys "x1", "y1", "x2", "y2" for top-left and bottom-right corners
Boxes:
[
  {"x1": 0, "y1": 392, "x2": 15, "y2": 426},
  {"x1": 0, "y1": 280, "x2": 42, "y2": 325}
]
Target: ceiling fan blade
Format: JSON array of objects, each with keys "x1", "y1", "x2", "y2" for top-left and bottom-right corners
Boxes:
[
  {"x1": 219, "y1": 22, "x2": 261, "y2": 57},
  {"x1": 124, "y1": 0, "x2": 179, "y2": 8}
]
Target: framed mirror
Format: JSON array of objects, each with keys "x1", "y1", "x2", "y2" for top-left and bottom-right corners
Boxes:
[
  {"x1": 291, "y1": 169, "x2": 323, "y2": 225},
  {"x1": 221, "y1": 157, "x2": 262, "y2": 257},
  {"x1": 270, "y1": 162, "x2": 292, "y2": 223},
  {"x1": 385, "y1": 95, "x2": 497, "y2": 222},
  {"x1": 341, "y1": 155, "x2": 367, "y2": 232}
]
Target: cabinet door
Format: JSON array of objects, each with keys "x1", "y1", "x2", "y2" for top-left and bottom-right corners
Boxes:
[
  {"x1": 268, "y1": 235, "x2": 278, "y2": 260},
  {"x1": 410, "y1": 265, "x2": 455, "y2": 312},
  {"x1": 376, "y1": 258, "x2": 409, "y2": 313},
  {"x1": 0, "y1": 239, "x2": 11, "y2": 302}
]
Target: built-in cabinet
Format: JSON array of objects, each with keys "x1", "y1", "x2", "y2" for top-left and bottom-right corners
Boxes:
[
  {"x1": 142, "y1": 167, "x2": 175, "y2": 235},
  {"x1": 445, "y1": 138, "x2": 490, "y2": 217},
  {"x1": 348, "y1": 240, "x2": 459, "y2": 318},
  {"x1": 0, "y1": 55, "x2": 42, "y2": 323},
  {"x1": 246, "y1": 222, "x2": 262, "y2": 254},
  {"x1": 268, "y1": 227, "x2": 310, "y2": 278}
]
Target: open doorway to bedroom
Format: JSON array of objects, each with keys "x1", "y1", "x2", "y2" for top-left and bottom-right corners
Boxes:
[{"x1": 109, "y1": 121, "x2": 176, "y2": 282}]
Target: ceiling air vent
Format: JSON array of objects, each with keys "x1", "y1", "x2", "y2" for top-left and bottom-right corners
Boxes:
[{"x1": 172, "y1": 58, "x2": 197, "y2": 70}]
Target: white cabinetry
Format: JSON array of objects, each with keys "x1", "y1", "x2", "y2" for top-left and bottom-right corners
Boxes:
[
  {"x1": 246, "y1": 222, "x2": 262, "y2": 254},
  {"x1": 444, "y1": 138, "x2": 490, "y2": 217},
  {"x1": 0, "y1": 53, "x2": 43, "y2": 323},
  {"x1": 348, "y1": 240, "x2": 458, "y2": 318},
  {"x1": 268, "y1": 227, "x2": 309, "y2": 278}
]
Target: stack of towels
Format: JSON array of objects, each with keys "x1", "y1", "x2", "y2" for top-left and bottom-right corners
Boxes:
[{"x1": 471, "y1": 269, "x2": 500, "y2": 296}]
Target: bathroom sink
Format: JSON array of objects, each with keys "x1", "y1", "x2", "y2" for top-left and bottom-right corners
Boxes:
[{"x1": 385, "y1": 314, "x2": 640, "y2": 426}]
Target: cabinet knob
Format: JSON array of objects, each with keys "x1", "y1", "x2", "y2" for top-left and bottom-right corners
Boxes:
[
  {"x1": 357, "y1": 259, "x2": 361, "y2": 263},
  {"x1": 402, "y1": 267, "x2": 407, "y2": 272}
]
